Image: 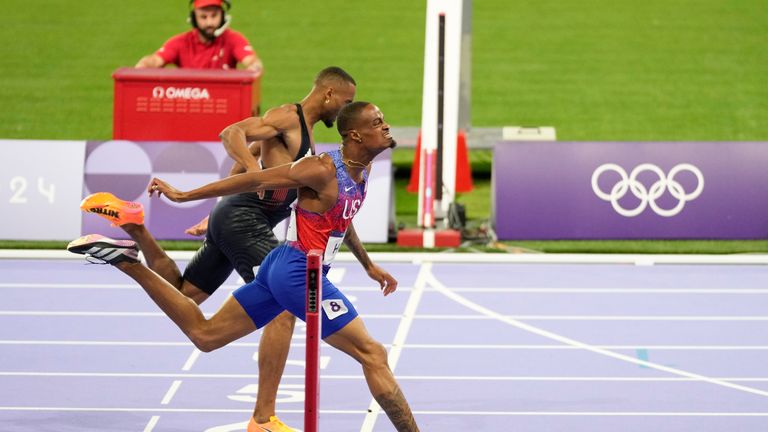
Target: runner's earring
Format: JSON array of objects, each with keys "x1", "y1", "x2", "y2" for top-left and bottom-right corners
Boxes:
[{"x1": 325, "y1": 99, "x2": 329, "y2": 104}]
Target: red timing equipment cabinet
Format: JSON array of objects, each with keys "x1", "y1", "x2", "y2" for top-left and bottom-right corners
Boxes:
[{"x1": 113, "y1": 67, "x2": 256, "y2": 141}]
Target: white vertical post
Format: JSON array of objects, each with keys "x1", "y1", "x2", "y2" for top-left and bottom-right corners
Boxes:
[
  {"x1": 418, "y1": 0, "x2": 465, "y2": 227},
  {"x1": 459, "y1": 0, "x2": 472, "y2": 132}
]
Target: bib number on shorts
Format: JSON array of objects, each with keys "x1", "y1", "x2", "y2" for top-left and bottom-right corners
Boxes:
[{"x1": 321, "y1": 299, "x2": 349, "y2": 320}]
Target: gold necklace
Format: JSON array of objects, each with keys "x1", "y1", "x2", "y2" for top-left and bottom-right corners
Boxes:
[
  {"x1": 340, "y1": 148, "x2": 368, "y2": 169},
  {"x1": 343, "y1": 159, "x2": 368, "y2": 169}
]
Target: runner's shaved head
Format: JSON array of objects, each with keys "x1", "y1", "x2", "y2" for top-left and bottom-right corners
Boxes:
[
  {"x1": 314, "y1": 66, "x2": 356, "y2": 87},
  {"x1": 336, "y1": 101, "x2": 371, "y2": 137}
]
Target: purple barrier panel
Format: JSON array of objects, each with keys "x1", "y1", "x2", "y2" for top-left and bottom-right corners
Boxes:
[
  {"x1": 81, "y1": 141, "x2": 391, "y2": 241},
  {"x1": 493, "y1": 141, "x2": 768, "y2": 240},
  {"x1": 82, "y1": 140, "x2": 229, "y2": 240}
]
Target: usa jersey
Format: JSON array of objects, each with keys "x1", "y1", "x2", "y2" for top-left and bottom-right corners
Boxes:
[{"x1": 287, "y1": 149, "x2": 368, "y2": 264}]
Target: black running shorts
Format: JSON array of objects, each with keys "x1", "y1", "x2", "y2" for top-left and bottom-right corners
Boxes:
[{"x1": 183, "y1": 204, "x2": 280, "y2": 295}]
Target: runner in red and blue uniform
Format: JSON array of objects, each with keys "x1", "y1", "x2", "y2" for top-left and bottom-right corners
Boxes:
[
  {"x1": 68, "y1": 102, "x2": 420, "y2": 432},
  {"x1": 233, "y1": 147, "x2": 370, "y2": 337}
]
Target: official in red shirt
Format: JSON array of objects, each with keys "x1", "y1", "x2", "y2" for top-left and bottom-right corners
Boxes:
[{"x1": 136, "y1": 0, "x2": 263, "y2": 75}]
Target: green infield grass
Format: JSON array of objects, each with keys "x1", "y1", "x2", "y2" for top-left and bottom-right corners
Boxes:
[{"x1": 1, "y1": 0, "x2": 766, "y2": 253}]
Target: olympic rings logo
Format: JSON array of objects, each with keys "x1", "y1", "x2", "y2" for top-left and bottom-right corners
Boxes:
[{"x1": 591, "y1": 163, "x2": 704, "y2": 217}]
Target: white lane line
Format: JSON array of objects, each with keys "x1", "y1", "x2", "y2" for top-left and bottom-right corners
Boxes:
[
  {"x1": 428, "y1": 271, "x2": 768, "y2": 398},
  {"x1": 0, "y1": 283, "x2": 138, "y2": 289},
  {"x1": 4, "y1": 340, "x2": 768, "y2": 351},
  {"x1": 0, "y1": 406, "x2": 767, "y2": 416},
  {"x1": 0, "y1": 340, "x2": 198, "y2": 346},
  {"x1": 0, "y1": 311, "x2": 169, "y2": 317},
  {"x1": 0, "y1": 283, "x2": 408, "y2": 291},
  {"x1": 5, "y1": 283, "x2": 768, "y2": 294},
  {"x1": 400, "y1": 344, "x2": 768, "y2": 350},
  {"x1": 0, "y1": 311, "x2": 219, "y2": 318},
  {"x1": 359, "y1": 262, "x2": 429, "y2": 432},
  {"x1": 392, "y1": 376, "x2": 768, "y2": 382},
  {"x1": 160, "y1": 380, "x2": 182, "y2": 405},
  {"x1": 142, "y1": 415, "x2": 160, "y2": 432},
  {"x1": 410, "y1": 411, "x2": 768, "y2": 416},
  {"x1": 181, "y1": 349, "x2": 201, "y2": 371},
  {"x1": 6, "y1": 371, "x2": 768, "y2": 381},
  {"x1": 396, "y1": 376, "x2": 768, "y2": 382},
  {"x1": 326, "y1": 267, "x2": 346, "y2": 284},
  {"x1": 427, "y1": 288, "x2": 768, "y2": 294},
  {"x1": 8, "y1": 311, "x2": 768, "y2": 321},
  {"x1": 374, "y1": 314, "x2": 768, "y2": 321},
  {"x1": 0, "y1": 283, "x2": 241, "y2": 290}
]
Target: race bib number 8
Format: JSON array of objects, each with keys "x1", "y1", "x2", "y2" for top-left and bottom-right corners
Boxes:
[{"x1": 321, "y1": 299, "x2": 349, "y2": 320}]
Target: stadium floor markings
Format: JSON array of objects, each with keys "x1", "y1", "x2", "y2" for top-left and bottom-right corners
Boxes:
[{"x1": 1, "y1": 258, "x2": 767, "y2": 431}]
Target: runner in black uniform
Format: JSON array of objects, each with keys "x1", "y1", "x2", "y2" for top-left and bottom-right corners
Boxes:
[
  {"x1": 78, "y1": 66, "x2": 357, "y2": 432},
  {"x1": 183, "y1": 103, "x2": 313, "y2": 292}
]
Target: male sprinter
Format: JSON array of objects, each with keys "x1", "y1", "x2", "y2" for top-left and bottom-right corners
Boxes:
[
  {"x1": 80, "y1": 67, "x2": 356, "y2": 431},
  {"x1": 70, "y1": 102, "x2": 419, "y2": 431}
]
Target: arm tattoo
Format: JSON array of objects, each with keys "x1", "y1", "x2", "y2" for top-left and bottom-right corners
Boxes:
[
  {"x1": 343, "y1": 223, "x2": 372, "y2": 270},
  {"x1": 375, "y1": 386, "x2": 419, "y2": 432}
]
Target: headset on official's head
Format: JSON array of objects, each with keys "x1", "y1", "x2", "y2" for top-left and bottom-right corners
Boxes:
[{"x1": 188, "y1": 0, "x2": 232, "y2": 38}]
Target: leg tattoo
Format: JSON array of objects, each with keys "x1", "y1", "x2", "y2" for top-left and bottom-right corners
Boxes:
[{"x1": 374, "y1": 385, "x2": 419, "y2": 432}]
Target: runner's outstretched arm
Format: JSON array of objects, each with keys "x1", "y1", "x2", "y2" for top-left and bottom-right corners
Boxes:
[{"x1": 148, "y1": 155, "x2": 331, "y2": 203}]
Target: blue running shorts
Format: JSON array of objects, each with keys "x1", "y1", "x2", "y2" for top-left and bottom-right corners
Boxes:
[{"x1": 233, "y1": 244, "x2": 358, "y2": 338}]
